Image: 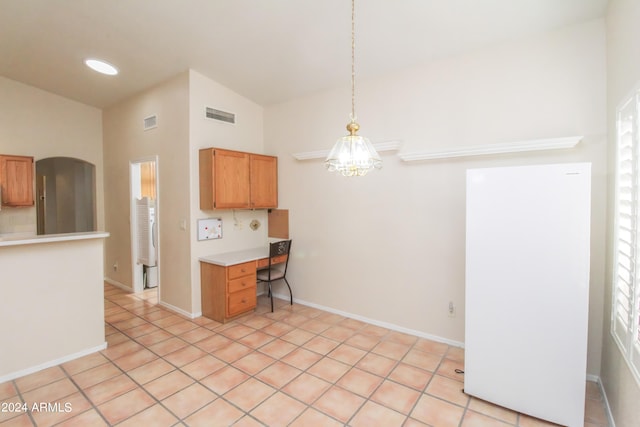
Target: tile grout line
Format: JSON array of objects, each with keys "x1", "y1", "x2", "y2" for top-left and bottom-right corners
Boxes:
[
  {"x1": 52, "y1": 289, "x2": 438, "y2": 425},
  {"x1": 220, "y1": 304, "x2": 387, "y2": 425},
  {"x1": 104, "y1": 291, "x2": 219, "y2": 423},
  {"x1": 226, "y1": 307, "x2": 363, "y2": 425},
  {"x1": 10, "y1": 379, "x2": 37, "y2": 426},
  {"x1": 94, "y1": 303, "x2": 196, "y2": 424},
  {"x1": 107, "y1": 290, "x2": 330, "y2": 425},
  {"x1": 57, "y1": 363, "x2": 112, "y2": 426},
  {"x1": 95, "y1": 286, "x2": 602, "y2": 426},
  {"x1": 4, "y1": 284, "x2": 610, "y2": 427},
  {"x1": 214, "y1": 301, "x2": 454, "y2": 425},
  {"x1": 104, "y1": 292, "x2": 233, "y2": 425}
]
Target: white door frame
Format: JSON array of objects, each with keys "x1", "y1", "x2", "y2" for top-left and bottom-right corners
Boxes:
[{"x1": 129, "y1": 156, "x2": 160, "y2": 294}]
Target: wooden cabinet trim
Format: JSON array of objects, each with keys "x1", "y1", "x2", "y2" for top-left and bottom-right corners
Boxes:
[
  {"x1": 250, "y1": 154, "x2": 278, "y2": 208},
  {"x1": 199, "y1": 147, "x2": 277, "y2": 210},
  {"x1": 228, "y1": 261, "x2": 255, "y2": 279},
  {"x1": 0, "y1": 154, "x2": 34, "y2": 207},
  {"x1": 256, "y1": 255, "x2": 287, "y2": 270},
  {"x1": 227, "y1": 275, "x2": 257, "y2": 294},
  {"x1": 213, "y1": 149, "x2": 251, "y2": 209},
  {"x1": 198, "y1": 149, "x2": 214, "y2": 210},
  {"x1": 227, "y1": 288, "x2": 257, "y2": 317},
  {"x1": 200, "y1": 260, "x2": 258, "y2": 323}
]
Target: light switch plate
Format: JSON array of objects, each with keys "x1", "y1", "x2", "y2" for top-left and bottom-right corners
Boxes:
[{"x1": 197, "y1": 218, "x2": 222, "y2": 241}]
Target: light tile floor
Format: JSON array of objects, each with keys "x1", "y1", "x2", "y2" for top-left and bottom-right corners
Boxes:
[{"x1": 0, "y1": 283, "x2": 609, "y2": 426}]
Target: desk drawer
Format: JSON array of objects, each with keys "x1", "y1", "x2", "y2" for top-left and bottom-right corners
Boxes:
[
  {"x1": 256, "y1": 255, "x2": 288, "y2": 269},
  {"x1": 228, "y1": 275, "x2": 256, "y2": 294},
  {"x1": 228, "y1": 261, "x2": 255, "y2": 279},
  {"x1": 227, "y1": 288, "x2": 256, "y2": 316}
]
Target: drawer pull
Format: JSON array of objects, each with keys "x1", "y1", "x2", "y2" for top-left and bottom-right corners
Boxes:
[{"x1": 241, "y1": 298, "x2": 246, "y2": 303}]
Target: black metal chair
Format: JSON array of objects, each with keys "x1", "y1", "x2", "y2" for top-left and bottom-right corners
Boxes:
[{"x1": 257, "y1": 239, "x2": 293, "y2": 312}]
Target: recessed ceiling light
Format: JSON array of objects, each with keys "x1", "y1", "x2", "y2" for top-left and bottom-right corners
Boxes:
[{"x1": 84, "y1": 59, "x2": 118, "y2": 76}]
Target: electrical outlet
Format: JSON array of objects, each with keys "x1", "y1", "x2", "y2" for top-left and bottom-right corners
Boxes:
[{"x1": 448, "y1": 301, "x2": 456, "y2": 318}]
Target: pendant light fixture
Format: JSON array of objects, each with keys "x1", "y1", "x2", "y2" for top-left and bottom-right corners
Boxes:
[{"x1": 325, "y1": 0, "x2": 382, "y2": 177}]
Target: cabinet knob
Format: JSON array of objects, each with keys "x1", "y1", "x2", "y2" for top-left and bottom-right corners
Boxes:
[{"x1": 241, "y1": 298, "x2": 246, "y2": 303}]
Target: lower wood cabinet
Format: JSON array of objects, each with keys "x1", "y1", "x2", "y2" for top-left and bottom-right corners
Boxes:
[{"x1": 200, "y1": 261, "x2": 257, "y2": 323}]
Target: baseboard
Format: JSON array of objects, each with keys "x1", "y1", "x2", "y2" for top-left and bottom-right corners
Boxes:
[
  {"x1": 271, "y1": 291, "x2": 615, "y2": 425},
  {"x1": 103, "y1": 277, "x2": 132, "y2": 292},
  {"x1": 0, "y1": 342, "x2": 107, "y2": 383},
  {"x1": 591, "y1": 375, "x2": 616, "y2": 427},
  {"x1": 586, "y1": 374, "x2": 599, "y2": 382},
  {"x1": 104, "y1": 278, "x2": 202, "y2": 319},
  {"x1": 270, "y1": 291, "x2": 465, "y2": 348},
  {"x1": 158, "y1": 300, "x2": 200, "y2": 319}
]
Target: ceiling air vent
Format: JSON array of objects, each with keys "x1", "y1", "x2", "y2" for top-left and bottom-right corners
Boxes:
[
  {"x1": 143, "y1": 114, "x2": 157, "y2": 131},
  {"x1": 205, "y1": 107, "x2": 235, "y2": 124}
]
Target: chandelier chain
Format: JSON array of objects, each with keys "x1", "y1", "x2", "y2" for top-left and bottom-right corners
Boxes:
[{"x1": 351, "y1": 0, "x2": 356, "y2": 122}]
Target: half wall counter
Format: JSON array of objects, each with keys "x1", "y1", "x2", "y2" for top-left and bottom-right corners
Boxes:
[{"x1": 0, "y1": 231, "x2": 109, "y2": 381}]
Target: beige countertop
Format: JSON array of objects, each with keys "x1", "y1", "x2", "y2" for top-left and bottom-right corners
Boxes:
[
  {"x1": 199, "y1": 247, "x2": 270, "y2": 267},
  {"x1": 0, "y1": 231, "x2": 109, "y2": 247}
]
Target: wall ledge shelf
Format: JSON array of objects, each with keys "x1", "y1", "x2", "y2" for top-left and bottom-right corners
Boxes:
[
  {"x1": 292, "y1": 140, "x2": 402, "y2": 161},
  {"x1": 397, "y1": 136, "x2": 582, "y2": 162}
]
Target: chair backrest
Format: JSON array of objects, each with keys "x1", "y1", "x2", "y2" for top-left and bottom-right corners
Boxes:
[
  {"x1": 270, "y1": 239, "x2": 291, "y2": 258},
  {"x1": 267, "y1": 239, "x2": 292, "y2": 279}
]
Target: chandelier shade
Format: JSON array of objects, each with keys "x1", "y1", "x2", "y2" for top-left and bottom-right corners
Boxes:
[{"x1": 325, "y1": 121, "x2": 382, "y2": 177}]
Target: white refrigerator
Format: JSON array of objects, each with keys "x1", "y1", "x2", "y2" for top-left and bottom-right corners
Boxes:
[
  {"x1": 136, "y1": 197, "x2": 158, "y2": 287},
  {"x1": 465, "y1": 163, "x2": 591, "y2": 427}
]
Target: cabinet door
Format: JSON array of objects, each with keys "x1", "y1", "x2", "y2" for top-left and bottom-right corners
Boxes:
[
  {"x1": 0, "y1": 155, "x2": 34, "y2": 206},
  {"x1": 250, "y1": 154, "x2": 278, "y2": 208},
  {"x1": 214, "y1": 149, "x2": 251, "y2": 209}
]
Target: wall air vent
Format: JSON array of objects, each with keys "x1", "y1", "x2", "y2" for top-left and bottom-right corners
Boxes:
[
  {"x1": 205, "y1": 107, "x2": 235, "y2": 124},
  {"x1": 143, "y1": 115, "x2": 157, "y2": 131}
]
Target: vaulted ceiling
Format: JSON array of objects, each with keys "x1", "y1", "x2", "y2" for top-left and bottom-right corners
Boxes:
[{"x1": 0, "y1": 0, "x2": 608, "y2": 108}]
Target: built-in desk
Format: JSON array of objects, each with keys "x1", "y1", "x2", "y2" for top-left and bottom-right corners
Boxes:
[
  {"x1": 200, "y1": 247, "x2": 270, "y2": 267},
  {"x1": 199, "y1": 247, "x2": 287, "y2": 322}
]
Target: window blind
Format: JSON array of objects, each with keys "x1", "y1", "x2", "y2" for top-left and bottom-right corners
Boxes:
[{"x1": 613, "y1": 88, "x2": 640, "y2": 384}]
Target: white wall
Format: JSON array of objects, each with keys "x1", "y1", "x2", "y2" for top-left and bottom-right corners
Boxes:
[
  {"x1": 188, "y1": 70, "x2": 266, "y2": 314},
  {"x1": 0, "y1": 236, "x2": 106, "y2": 381},
  {"x1": 265, "y1": 20, "x2": 607, "y2": 373},
  {"x1": 103, "y1": 69, "x2": 267, "y2": 316},
  {"x1": 602, "y1": 1, "x2": 640, "y2": 426},
  {"x1": 103, "y1": 72, "x2": 191, "y2": 313},
  {"x1": 0, "y1": 76, "x2": 104, "y2": 234}
]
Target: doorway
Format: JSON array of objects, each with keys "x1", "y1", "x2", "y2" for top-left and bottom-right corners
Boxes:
[
  {"x1": 130, "y1": 157, "x2": 160, "y2": 298},
  {"x1": 35, "y1": 157, "x2": 96, "y2": 235}
]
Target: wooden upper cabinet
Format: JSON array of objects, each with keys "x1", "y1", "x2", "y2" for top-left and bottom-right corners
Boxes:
[
  {"x1": 200, "y1": 148, "x2": 277, "y2": 210},
  {"x1": 0, "y1": 155, "x2": 34, "y2": 207},
  {"x1": 250, "y1": 154, "x2": 278, "y2": 208},
  {"x1": 214, "y1": 149, "x2": 251, "y2": 209}
]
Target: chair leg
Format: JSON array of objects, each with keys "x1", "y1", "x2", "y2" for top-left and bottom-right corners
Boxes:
[
  {"x1": 268, "y1": 282, "x2": 274, "y2": 312},
  {"x1": 284, "y1": 278, "x2": 293, "y2": 305}
]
